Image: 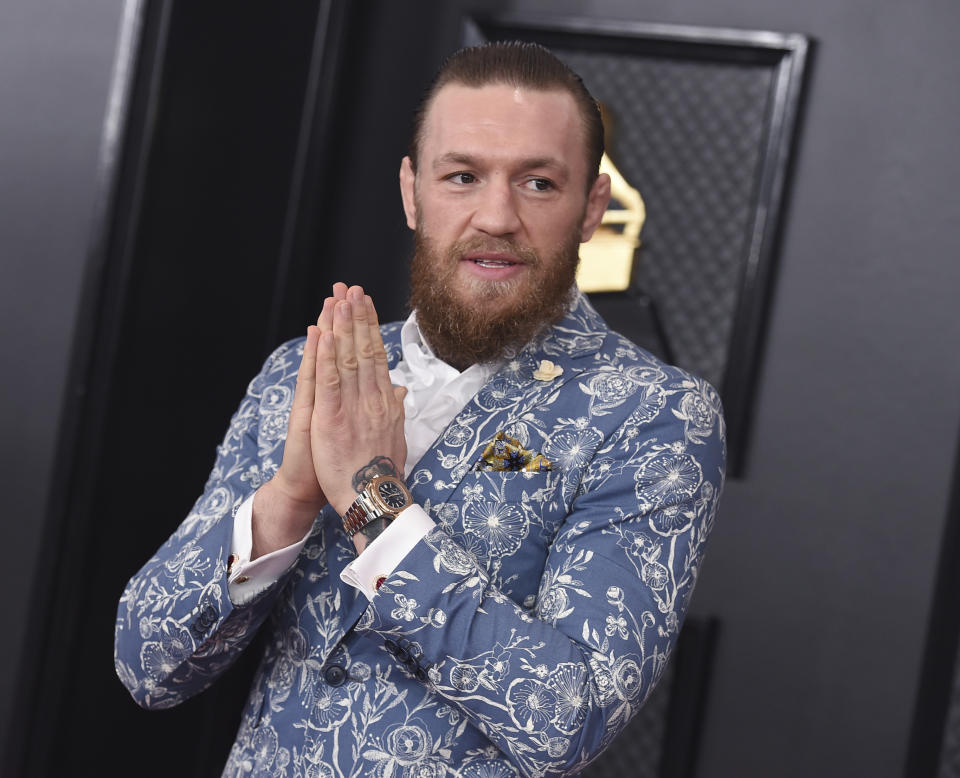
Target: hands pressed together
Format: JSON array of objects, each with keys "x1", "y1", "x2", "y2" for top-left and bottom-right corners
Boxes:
[{"x1": 252, "y1": 283, "x2": 407, "y2": 558}]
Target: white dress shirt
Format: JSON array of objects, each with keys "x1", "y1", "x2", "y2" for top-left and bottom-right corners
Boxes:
[{"x1": 227, "y1": 312, "x2": 500, "y2": 603}]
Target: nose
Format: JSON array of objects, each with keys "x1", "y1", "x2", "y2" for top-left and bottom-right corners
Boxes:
[{"x1": 470, "y1": 177, "x2": 521, "y2": 237}]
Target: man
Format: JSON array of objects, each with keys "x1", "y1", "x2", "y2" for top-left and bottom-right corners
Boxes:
[{"x1": 115, "y1": 42, "x2": 725, "y2": 777}]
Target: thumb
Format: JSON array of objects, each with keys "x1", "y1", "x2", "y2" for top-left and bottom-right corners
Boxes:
[{"x1": 393, "y1": 385, "x2": 408, "y2": 403}]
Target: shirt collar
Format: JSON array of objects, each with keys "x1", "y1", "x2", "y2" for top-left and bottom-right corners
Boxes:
[{"x1": 398, "y1": 310, "x2": 501, "y2": 388}]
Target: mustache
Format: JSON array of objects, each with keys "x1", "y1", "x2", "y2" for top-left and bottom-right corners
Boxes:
[{"x1": 448, "y1": 236, "x2": 541, "y2": 267}]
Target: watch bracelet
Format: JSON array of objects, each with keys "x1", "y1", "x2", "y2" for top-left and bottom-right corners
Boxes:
[{"x1": 342, "y1": 493, "x2": 377, "y2": 535}]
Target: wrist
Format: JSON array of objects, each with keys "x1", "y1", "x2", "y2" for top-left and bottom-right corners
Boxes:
[
  {"x1": 328, "y1": 488, "x2": 358, "y2": 518},
  {"x1": 251, "y1": 479, "x2": 325, "y2": 559},
  {"x1": 270, "y1": 468, "x2": 327, "y2": 512}
]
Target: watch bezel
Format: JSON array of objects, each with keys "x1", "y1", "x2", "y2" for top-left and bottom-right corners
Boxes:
[{"x1": 371, "y1": 475, "x2": 412, "y2": 512}]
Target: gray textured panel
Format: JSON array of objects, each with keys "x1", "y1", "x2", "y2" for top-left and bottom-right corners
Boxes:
[
  {"x1": 559, "y1": 48, "x2": 773, "y2": 388},
  {"x1": 579, "y1": 659, "x2": 673, "y2": 778}
]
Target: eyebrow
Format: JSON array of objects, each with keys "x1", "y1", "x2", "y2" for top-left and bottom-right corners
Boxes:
[{"x1": 433, "y1": 152, "x2": 569, "y2": 177}]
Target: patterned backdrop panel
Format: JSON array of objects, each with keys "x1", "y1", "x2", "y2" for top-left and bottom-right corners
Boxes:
[
  {"x1": 464, "y1": 16, "x2": 811, "y2": 474},
  {"x1": 558, "y1": 47, "x2": 774, "y2": 389}
]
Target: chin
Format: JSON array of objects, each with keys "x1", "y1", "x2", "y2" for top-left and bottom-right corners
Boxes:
[{"x1": 454, "y1": 273, "x2": 527, "y2": 306}]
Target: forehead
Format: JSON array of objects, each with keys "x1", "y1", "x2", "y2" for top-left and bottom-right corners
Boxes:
[{"x1": 421, "y1": 83, "x2": 587, "y2": 173}]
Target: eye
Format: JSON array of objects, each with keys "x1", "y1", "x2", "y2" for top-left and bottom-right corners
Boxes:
[
  {"x1": 524, "y1": 178, "x2": 554, "y2": 192},
  {"x1": 447, "y1": 172, "x2": 477, "y2": 185}
]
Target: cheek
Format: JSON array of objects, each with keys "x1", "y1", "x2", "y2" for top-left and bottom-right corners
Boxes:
[
  {"x1": 526, "y1": 206, "x2": 585, "y2": 246},
  {"x1": 418, "y1": 195, "x2": 470, "y2": 236}
]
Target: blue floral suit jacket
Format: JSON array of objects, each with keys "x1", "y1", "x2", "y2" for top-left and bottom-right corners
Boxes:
[{"x1": 115, "y1": 292, "x2": 725, "y2": 778}]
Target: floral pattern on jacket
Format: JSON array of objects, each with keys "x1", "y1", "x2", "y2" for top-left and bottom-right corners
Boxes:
[{"x1": 114, "y1": 292, "x2": 725, "y2": 777}]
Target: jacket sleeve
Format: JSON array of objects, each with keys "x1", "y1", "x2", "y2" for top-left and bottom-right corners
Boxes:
[
  {"x1": 113, "y1": 338, "x2": 306, "y2": 710},
  {"x1": 357, "y1": 377, "x2": 725, "y2": 777}
]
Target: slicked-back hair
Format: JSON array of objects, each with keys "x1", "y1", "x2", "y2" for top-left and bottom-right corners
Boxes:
[{"x1": 408, "y1": 41, "x2": 604, "y2": 188}]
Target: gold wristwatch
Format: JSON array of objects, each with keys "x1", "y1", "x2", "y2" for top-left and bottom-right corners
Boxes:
[{"x1": 341, "y1": 474, "x2": 413, "y2": 536}]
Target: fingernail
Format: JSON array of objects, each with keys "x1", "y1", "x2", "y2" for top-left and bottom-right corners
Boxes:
[{"x1": 338, "y1": 301, "x2": 351, "y2": 317}]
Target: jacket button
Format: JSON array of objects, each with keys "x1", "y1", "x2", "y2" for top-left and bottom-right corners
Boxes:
[
  {"x1": 324, "y1": 665, "x2": 347, "y2": 687},
  {"x1": 384, "y1": 639, "x2": 399, "y2": 655}
]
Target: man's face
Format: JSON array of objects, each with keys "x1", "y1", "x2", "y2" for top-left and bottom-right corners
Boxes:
[{"x1": 400, "y1": 83, "x2": 610, "y2": 366}]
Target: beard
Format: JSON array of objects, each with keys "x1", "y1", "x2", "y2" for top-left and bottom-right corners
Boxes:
[{"x1": 407, "y1": 228, "x2": 582, "y2": 371}]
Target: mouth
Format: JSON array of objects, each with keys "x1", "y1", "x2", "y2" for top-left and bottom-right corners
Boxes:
[{"x1": 462, "y1": 251, "x2": 523, "y2": 269}]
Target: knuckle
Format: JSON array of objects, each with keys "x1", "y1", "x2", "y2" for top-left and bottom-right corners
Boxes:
[{"x1": 366, "y1": 397, "x2": 387, "y2": 417}]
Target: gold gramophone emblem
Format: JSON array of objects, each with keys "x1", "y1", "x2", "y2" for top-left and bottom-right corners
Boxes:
[{"x1": 576, "y1": 152, "x2": 646, "y2": 293}]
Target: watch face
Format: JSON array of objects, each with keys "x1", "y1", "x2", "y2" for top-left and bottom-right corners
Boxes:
[{"x1": 376, "y1": 478, "x2": 409, "y2": 510}]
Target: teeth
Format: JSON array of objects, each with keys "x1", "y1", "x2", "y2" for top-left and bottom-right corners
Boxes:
[{"x1": 474, "y1": 259, "x2": 513, "y2": 268}]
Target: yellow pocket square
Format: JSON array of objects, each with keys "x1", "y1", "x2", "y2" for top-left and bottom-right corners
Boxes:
[{"x1": 474, "y1": 432, "x2": 553, "y2": 472}]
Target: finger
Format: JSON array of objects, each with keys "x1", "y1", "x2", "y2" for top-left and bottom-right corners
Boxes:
[
  {"x1": 292, "y1": 326, "x2": 319, "y2": 417},
  {"x1": 317, "y1": 295, "x2": 337, "y2": 332},
  {"x1": 345, "y1": 284, "x2": 364, "y2": 305},
  {"x1": 317, "y1": 283, "x2": 349, "y2": 329},
  {"x1": 333, "y1": 299, "x2": 359, "y2": 400},
  {"x1": 314, "y1": 329, "x2": 341, "y2": 414},
  {"x1": 365, "y1": 295, "x2": 395, "y2": 399},
  {"x1": 350, "y1": 291, "x2": 380, "y2": 400}
]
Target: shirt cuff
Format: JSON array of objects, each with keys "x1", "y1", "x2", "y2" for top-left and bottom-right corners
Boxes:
[
  {"x1": 340, "y1": 504, "x2": 435, "y2": 601},
  {"x1": 228, "y1": 491, "x2": 311, "y2": 605}
]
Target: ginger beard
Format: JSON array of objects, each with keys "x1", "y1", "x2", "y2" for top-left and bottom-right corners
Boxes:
[{"x1": 408, "y1": 228, "x2": 582, "y2": 370}]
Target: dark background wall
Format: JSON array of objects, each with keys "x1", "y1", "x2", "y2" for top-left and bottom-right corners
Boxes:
[
  {"x1": 0, "y1": 0, "x2": 125, "y2": 761},
  {"x1": 516, "y1": 3, "x2": 960, "y2": 775},
  {"x1": 2, "y1": 0, "x2": 959, "y2": 776},
  {"x1": 558, "y1": 1, "x2": 960, "y2": 775}
]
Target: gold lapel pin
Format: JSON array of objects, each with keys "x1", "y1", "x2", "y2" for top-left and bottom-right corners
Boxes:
[{"x1": 533, "y1": 359, "x2": 563, "y2": 381}]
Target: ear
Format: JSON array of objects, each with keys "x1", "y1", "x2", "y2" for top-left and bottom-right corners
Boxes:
[
  {"x1": 399, "y1": 156, "x2": 418, "y2": 231},
  {"x1": 579, "y1": 172, "x2": 611, "y2": 242}
]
